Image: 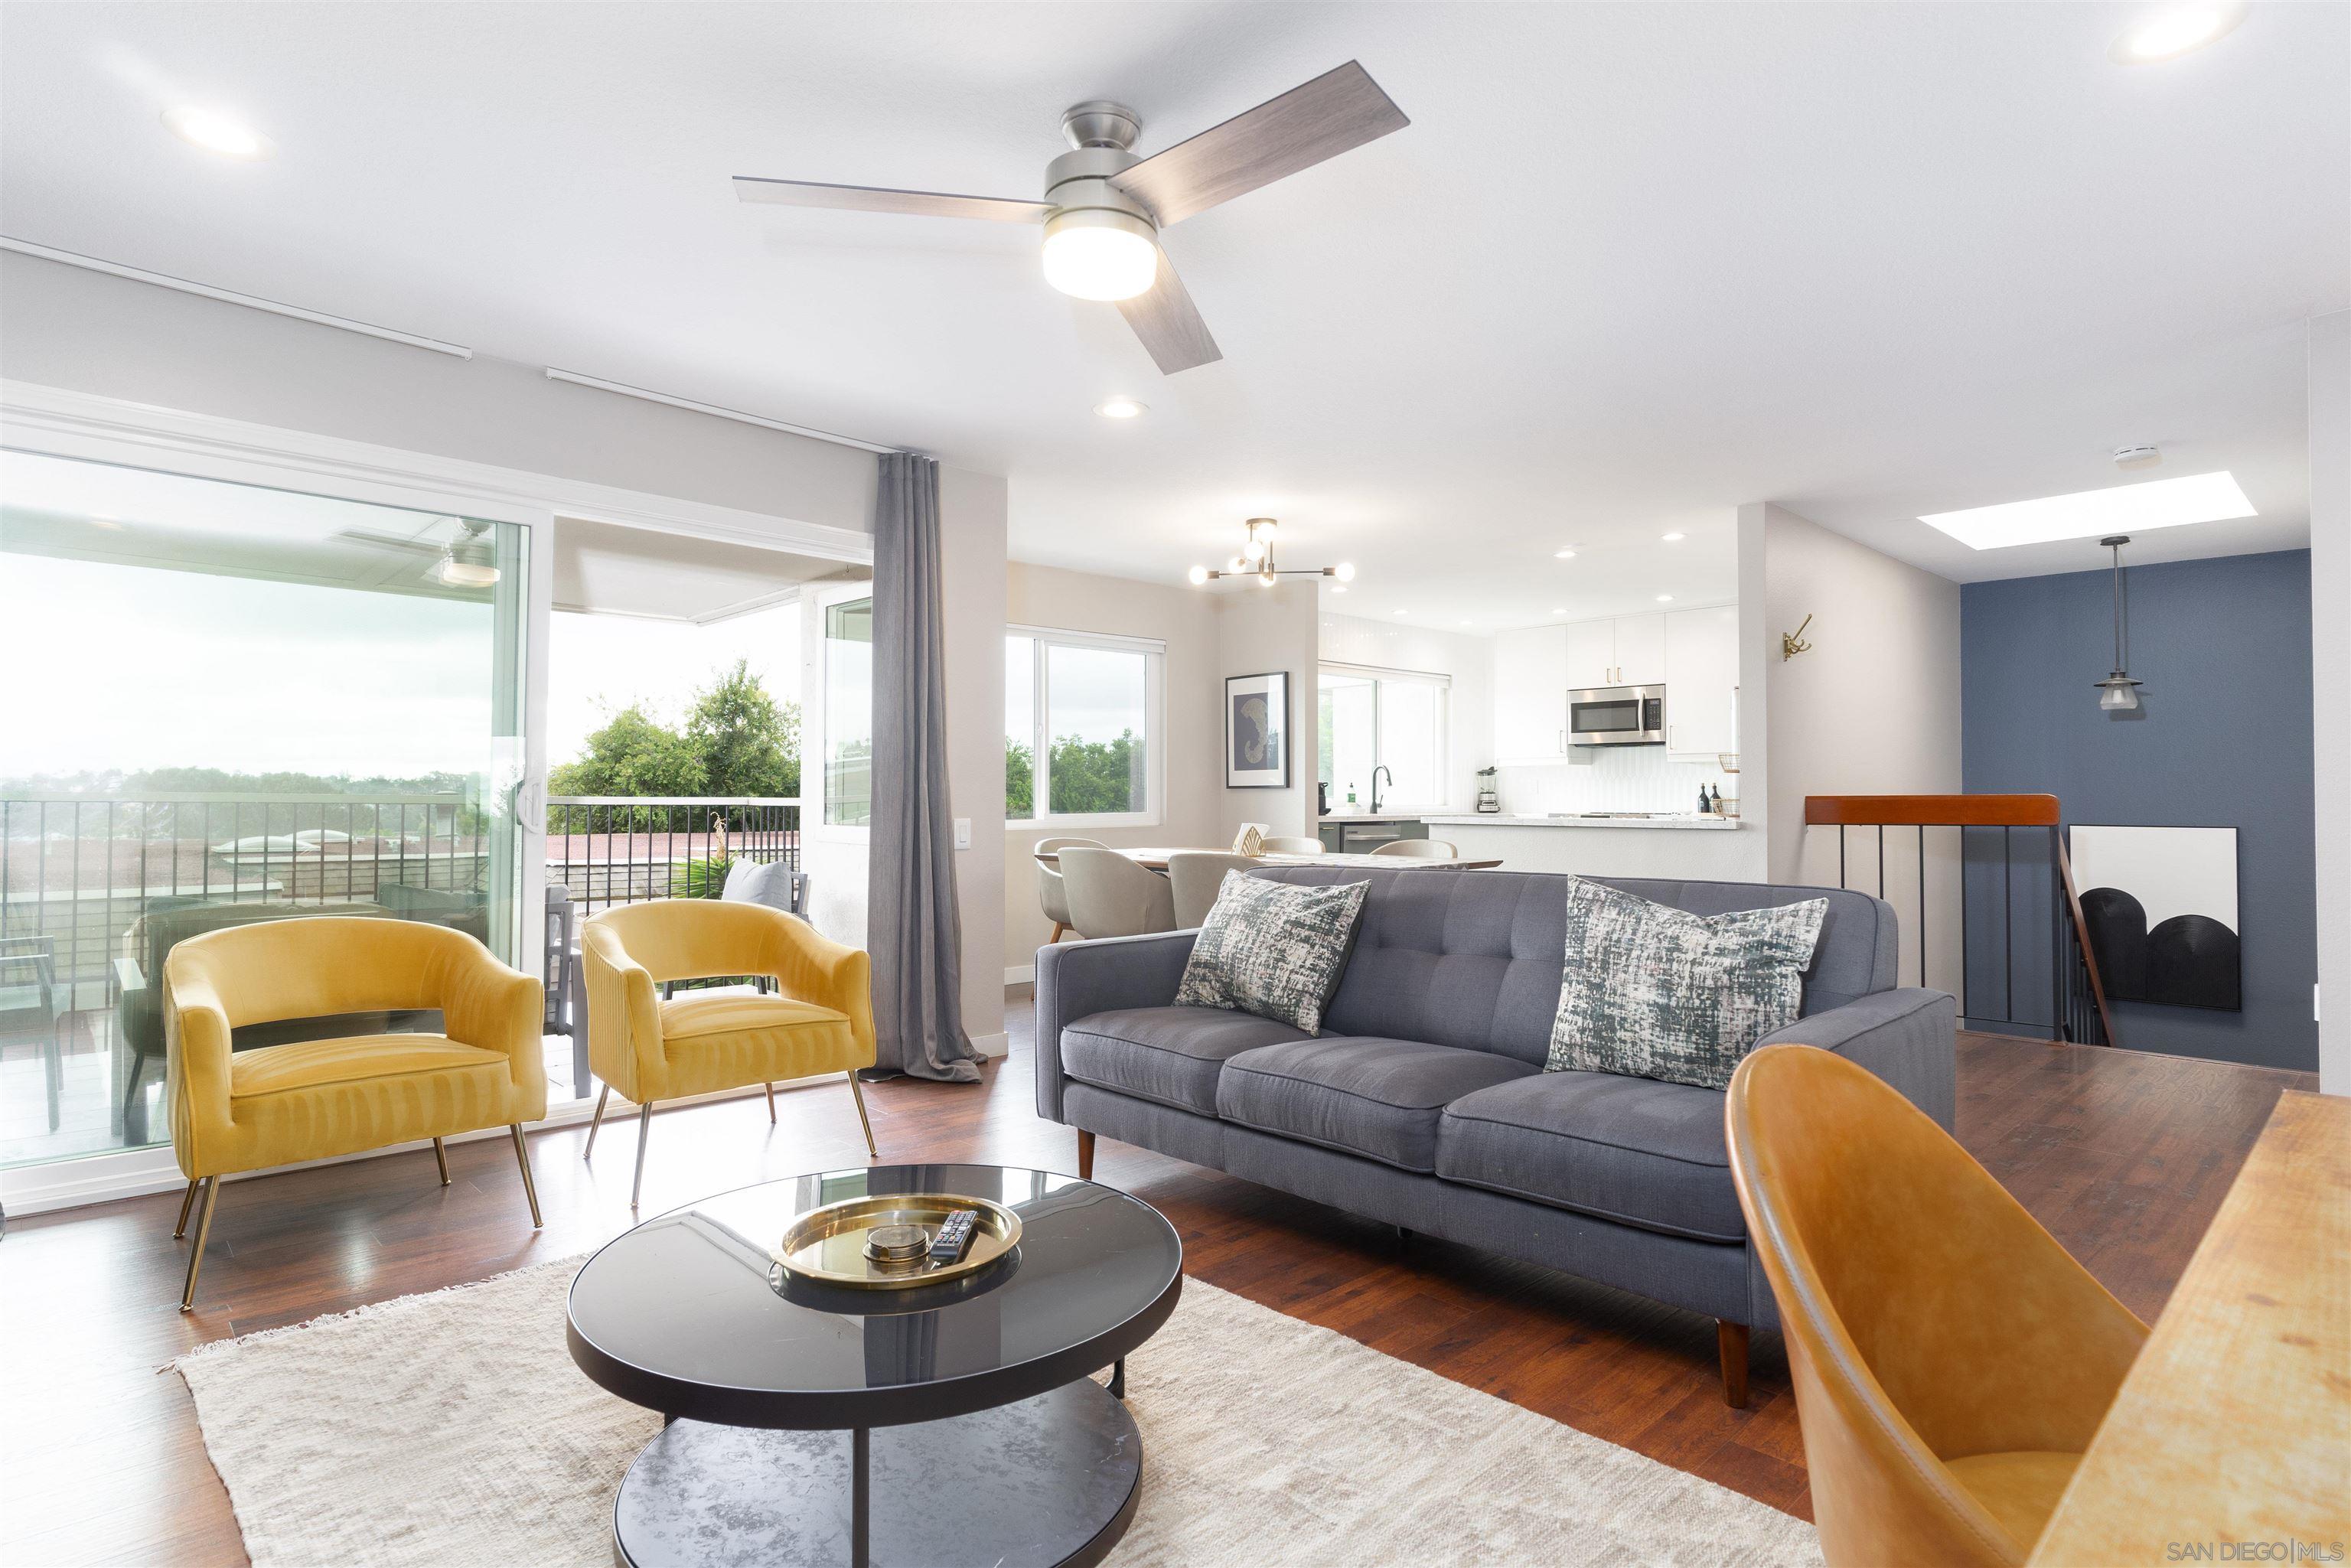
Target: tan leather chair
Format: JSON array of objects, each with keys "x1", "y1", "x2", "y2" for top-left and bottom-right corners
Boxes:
[
  {"x1": 1725, "y1": 1045, "x2": 2147, "y2": 1567},
  {"x1": 1058, "y1": 847, "x2": 1176, "y2": 938},
  {"x1": 1369, "y1": 838, "x2": 1459, "y2": 859},
  {"x1": 1166, "y1": 851, "x2": 1257, "y2": 928},
  {"x1": 1260, "y1": 836, "x2": 1326, "y2": 855},
  {"x1": 583, "y1": 899, "x2": 876, "y2": 1208},
  {"x1": 1034, "y1": 836, "x2": 1104, "y2": 944}
]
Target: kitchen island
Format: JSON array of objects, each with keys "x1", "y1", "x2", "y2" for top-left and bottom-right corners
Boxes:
[{"x1": 1417, "y1": 813, "x2": 1759, "y2": 879}]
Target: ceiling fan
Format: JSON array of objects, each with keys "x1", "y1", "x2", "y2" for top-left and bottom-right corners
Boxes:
[
  {"x1": 334, "y1": 518, "x2": 501, "y2": 588},
  {"x1": 732, "y1": 60, "x2": 1410, "y2": 375}
]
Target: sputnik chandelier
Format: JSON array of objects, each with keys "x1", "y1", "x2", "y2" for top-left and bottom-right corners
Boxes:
[{"x1": 1186, "y1": 518, "x2": 1355, "y2": 588}]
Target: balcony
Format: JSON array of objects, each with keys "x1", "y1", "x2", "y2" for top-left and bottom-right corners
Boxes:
[{"x1": 0, "y1": 792, "x2": 800, "y2": 1169}]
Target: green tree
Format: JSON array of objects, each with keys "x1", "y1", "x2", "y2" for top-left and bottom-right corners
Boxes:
[
  {"x1": 1005, "y1": 738, "x2": 1033, "y2": 819},
  {"x1": 548, "y1": 705, "x2": 707, "y2": 798},
  {"x1": 686, "y1": 659, "x2": 801, "y2": 797}
]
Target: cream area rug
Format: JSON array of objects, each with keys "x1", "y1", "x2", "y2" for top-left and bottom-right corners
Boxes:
[{"x1": 178, "y1": 1258, "x2": 1821, "y2": 1568}]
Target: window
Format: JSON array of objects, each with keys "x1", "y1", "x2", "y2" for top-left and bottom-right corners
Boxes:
[
  {"x1": 1005, "y1": 627, "x2": 1163, "y2": 825},
  {"x1": 823, "y1": 597, "x2": 872, "y2": 826},
  {"x1": 1318, "y1": 663, "x2": 1449, "y2": 810}
]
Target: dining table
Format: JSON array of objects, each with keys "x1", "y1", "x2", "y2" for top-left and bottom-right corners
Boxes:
[
  {"x1": 2024, "y1": 1089, "x2": 2350, "y2": 1566},
  {"x1": 1030, "y1": 846, "x2": 1503, "y2": 871}
]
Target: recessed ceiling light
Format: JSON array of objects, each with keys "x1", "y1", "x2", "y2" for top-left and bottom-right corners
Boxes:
[
  {"x1": 89, "y1": 516, "x2": 127, "y2": 531},
  {"x1": 1392, "y1": 608, "x2": 1408, "y2": 616},
  {"x1": 162, "y1": 106, "x2": 272, "y2": 160},
  {"x1": 1661, "y1": 532, "x2": 1685, "y2": 542},
  {"x1": 1459, "y1": 618, "x2": 1472, "y2": 626},
  {"x1": 1655, "y1": 595, "x2": 1674, "y2": 602},
  {"x1": 1094, "y1": 396, "x2": 1146, "y2": 419},
  {"x1": 2110, "y1": 3, "x2": 2245, "y2": 64},
  {"x1": 1920, "y1": 471, "x2": 2255, "y2": 550},
  {"x1": 1553, "y1": 548, "x2": 1577, "y2": 559},
  {"x1": 1332, "y1": 585, "x2": 1347, "y2": 595},
  {"x1": 1550, "y1": 607, "x2": 1567, "y2": 614}
]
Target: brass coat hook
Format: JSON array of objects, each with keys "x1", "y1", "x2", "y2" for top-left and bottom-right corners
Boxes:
[{"x1": 1782, "y1": 613, "x2": 1815, "y2": 661}]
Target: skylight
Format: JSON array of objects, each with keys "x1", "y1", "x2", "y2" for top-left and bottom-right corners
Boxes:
[{"x1": 1919, "y1": 471, "x2": 2255, "y2": 550}]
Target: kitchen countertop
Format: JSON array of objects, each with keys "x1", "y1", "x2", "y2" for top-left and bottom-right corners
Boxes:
[
  {"x1": 1315, "y1": 813, "x2": 1431, "y2": 823},
  {"x1": 1420, "y1": 813, "x2": 1742, "y2": 831}
]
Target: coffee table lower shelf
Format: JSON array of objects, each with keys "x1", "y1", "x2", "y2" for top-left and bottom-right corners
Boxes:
[{"x1": 611, "y1": 1376, "x2": 1141, "y2": 1568}]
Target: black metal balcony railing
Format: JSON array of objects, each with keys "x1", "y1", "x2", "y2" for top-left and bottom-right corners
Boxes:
[
  {"x1": 543, "y1": 796, "x2": 801, "y2": 918},
  {"x1": 0, "y1": 793, "x2": 802, "y2": 1006}
]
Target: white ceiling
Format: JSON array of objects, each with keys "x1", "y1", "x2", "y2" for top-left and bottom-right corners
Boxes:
[
  {"x1": 554, "y1": 516, "x2": 862, "y2": 623},
  {"x1": 2, "y1": 2, "x2": 2343, "y2": 631}
]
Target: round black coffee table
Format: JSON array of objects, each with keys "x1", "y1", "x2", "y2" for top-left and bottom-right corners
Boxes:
[{"x1": 567, "y1": 1162, "x2": 1182, "y2": 1568}]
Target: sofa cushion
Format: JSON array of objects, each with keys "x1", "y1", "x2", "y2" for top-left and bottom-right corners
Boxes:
[
  {"x1": 1244, "y1": 867, "x2": 1897, "y2": 1063},
  {"x1": 1175, "y1": 872, "x2": 1369, "y2": 1033},
  {"x1": 1061, "y1": 1006, "x2": 1309, "y2": 1117},
  {"x1": 1218, "y1": 1038, "x2": 1536, "y2": 1173},
  {"x1": 1435, "y1": 1070, "x2": 1746, "y2": 1243},
  {"x1": 1547, "y1": 878, "x2": 1828, "y2": 1090}
]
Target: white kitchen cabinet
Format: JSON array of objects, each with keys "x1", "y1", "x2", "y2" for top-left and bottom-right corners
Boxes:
[
  {"x1": 1492, "y1": 624, "x2": 1569, "y2": 759},
  {"x1": 1664, "y1": 605, "x2": 1739, "y2": 758},
  {"x1": 1612, "y1": 612, "x2": 1666, "y2": 686},
  {"x1": 1560, "y1": 619, "x2": 1617, "y2": 690}
]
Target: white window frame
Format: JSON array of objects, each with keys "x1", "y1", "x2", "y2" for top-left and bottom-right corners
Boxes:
[
  {"x1": 1006, "y1": 624, "x2": 1166, "y2": 830},
  {"x1": 811, "y1": 581, "x2": 875, "y2": 841},
  {"x1": 1318, "y1": 660, "x2": 1453, "y2": 813}
]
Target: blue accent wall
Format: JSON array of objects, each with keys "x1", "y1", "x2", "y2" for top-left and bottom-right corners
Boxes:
[{"x1": 1961, "y1": 549, "x2": 2316, "y2": 1071}]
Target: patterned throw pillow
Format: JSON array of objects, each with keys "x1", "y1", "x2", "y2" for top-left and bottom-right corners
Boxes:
[
  {"x1": 1175, "y1": 872, "x2": 1369, "y2": 1033},
  {"x1": 1547, "y1": 879, "x2": 1828, "y2": 1090}
]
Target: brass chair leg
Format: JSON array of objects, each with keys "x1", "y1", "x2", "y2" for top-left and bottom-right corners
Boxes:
[
  {"x1": 846, "y1": 1071, "x2": 877, "y2": 1159},
  {"x1": 765, "y1": 1081, "x2": 777, "y2": 1123},
  {"x1": 583, "y1": 1085, "x2": 611, "y2": 1162},
  {"x1": 172, "y1": 1179, "x2": 199, "y2": 1240},
  {"x1": 179, "y1": 1177, "x2": 220, "y2": 1312},
  {"x1": 1077, "y1": 1130, "x2": 1095, "y2": 1180},
  {"x1": 630, "y1": 1102, "x2": 654, "y2": 1210},
  {"x1": 510, "y1": 1124, "x2": 543, "y2": 1228},
  {"x1": 432, "y1": 1136, "x2": 451, "y2": 1186}
]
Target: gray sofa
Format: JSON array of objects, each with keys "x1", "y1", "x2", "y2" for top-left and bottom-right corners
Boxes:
[{"x1": 1033, "y1": 865, "x2": 1957, "y2": 1406}]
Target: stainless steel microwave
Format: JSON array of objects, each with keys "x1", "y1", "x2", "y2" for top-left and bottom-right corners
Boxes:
[{"x1": 1569, "y1": 685, "x2": 1665, "y2": 746}]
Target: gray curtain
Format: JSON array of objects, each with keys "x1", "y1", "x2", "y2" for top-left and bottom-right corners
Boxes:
[{"x1": 867, "y1": 452, "x2": 982, "y2": 1082}]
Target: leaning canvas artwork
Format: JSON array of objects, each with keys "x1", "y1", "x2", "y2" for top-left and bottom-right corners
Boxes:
[{"x1": 2069, "y1": 825, "x2": 2241, "y2": 1012}]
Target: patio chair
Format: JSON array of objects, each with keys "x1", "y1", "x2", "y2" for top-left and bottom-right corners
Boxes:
[{"x1": 2, "y1": 936, "x2": 64, "y2": 1132}]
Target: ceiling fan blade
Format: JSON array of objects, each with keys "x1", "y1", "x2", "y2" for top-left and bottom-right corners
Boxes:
[
  {"x1": 732, "y1": 176, "x2": 1052, "y2": 223},
  {"x1": 1117, "y1": 248, "x2": 1222, "y2": 375},
  {"x1": 1110, "y1": 60, "x2": 1408, "y2": 227},
  {"x1": 334, "y1": 528, "x2": 443, "y2": 556}
]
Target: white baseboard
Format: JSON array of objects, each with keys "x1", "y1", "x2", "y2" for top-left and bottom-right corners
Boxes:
[
  {"x1": 1005, "y1": 963, "x2": 1035, "y2": 986},
  {"x1": 970, "y1": 1030, "x2": 1009, "y2": 1059}
]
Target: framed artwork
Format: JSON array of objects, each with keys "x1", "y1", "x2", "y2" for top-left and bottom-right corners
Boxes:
[
  {"x1": 2069, "y1": 825, "x2": 2241, "y2": 1012},
  {"x1": 1224, "y1": 671, "x2": 1291, "y2": 788}
]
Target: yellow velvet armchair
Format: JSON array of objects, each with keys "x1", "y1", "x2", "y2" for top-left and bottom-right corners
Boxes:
[
  {"x1": 164, "y1": 917, "x2": 547, "y2": 1310},
  {"x1": 581, "y1": 898, "x2": 877, "y2": 1208}
]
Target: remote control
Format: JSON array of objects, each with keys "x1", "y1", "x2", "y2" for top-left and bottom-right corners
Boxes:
[{"x1": 929, "y1": 1209, "x2": 978, "y2": 1264}]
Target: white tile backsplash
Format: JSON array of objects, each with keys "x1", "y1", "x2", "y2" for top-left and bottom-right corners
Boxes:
[{"x1": 1499, "y1": 748, "x2": 1732, "y2": 815}]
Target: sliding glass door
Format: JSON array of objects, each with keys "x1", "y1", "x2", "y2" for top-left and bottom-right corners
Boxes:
[{"x1": 0, "y1": 448, "x2": 533, "y2": 1167}]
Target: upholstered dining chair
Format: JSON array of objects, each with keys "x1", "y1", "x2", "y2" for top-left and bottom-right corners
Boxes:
[
  {"x1": 1725, "y1": 1045, "x2": 2148, "y2": 1567},
  {"x1": 582, "y1": 898, "x2": 876, "y2": 1209},
  {"x1": 1369, "y1": 838, "x2": 1459, "y2": 859},
  {"x1": 1260, "y1": 836, "x2": 1326, "y2": 855},
  {"x1": 1165, "y1": 851, "x2": 1257, "y2": 929},
  {"x1": 1034, "y1": 836, "x2": 1106, "y2": 944},
  {"x1": 1058, "y1": 847, "x2": 1176, "y2": 939},
  {"x1": 162, "y1": 917, "x2": 546, "y2": 1310}
]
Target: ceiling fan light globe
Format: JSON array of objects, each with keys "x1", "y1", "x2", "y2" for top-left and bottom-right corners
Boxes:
[
  {"x1": 433, "y1": 556, "x2": 501, "y2": 588},
  {"x1": 1041, "y1": 210, "x2": 1157, "y2": 302}
]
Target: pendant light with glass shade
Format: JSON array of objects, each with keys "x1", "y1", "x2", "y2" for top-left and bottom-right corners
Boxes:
[{"x1": 2093, "y1": 534, "x2": 2144, "y2": 712}]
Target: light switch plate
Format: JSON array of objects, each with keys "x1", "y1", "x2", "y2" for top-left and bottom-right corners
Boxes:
[{"x1": 954, "y1": 817, "x2": 971, "y2": 849}]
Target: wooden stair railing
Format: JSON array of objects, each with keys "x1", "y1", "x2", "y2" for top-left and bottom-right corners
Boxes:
[{"x1": 1804, "y1": 794, "x2": 2117, "y2": 1048}]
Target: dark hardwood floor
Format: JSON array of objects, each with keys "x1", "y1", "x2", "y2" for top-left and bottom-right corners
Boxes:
[{"x1": 0, "y1": 1002, "x2": 2313, "y2": 1566}]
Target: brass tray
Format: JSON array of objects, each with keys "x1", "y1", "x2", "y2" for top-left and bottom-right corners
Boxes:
[{"x1": 769, "y1": 1192, "x2": 1022, "y2": 1290}]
